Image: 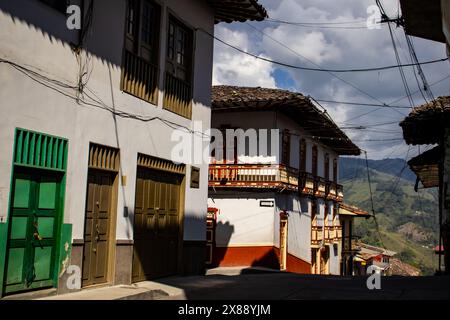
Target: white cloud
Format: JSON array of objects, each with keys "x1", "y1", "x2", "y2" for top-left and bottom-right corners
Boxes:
[
  {"x1": 212, "y1": 26, "x2": 277, "y2": 88},
  {"x1": 212, "y1": 0, "x2": 449, "y2": 159}
]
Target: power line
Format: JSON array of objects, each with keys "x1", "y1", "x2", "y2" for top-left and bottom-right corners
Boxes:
[
  {"x1": 266, "y1": 17, "x2": 369, "y2": 25},
  {"x1": 315, "y1": 99, "x2": 410, "y2": 109},
  {"x1": 241, "y1": 23, "x2": 407, "y2": 117},
  {"x1": 202, "y1": 27, "x2": 447, "y2": 73},
  {"x1": 338, "y1": 75, "x2": 450, "y2": 124},
  {"x1": 265, "y1": 18, "x2": 372, "y2": 30}
]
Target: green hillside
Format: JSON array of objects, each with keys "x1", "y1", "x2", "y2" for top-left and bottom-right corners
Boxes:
[{"x1": 340, "y1": 158, "x2": 440, "y2": 275}]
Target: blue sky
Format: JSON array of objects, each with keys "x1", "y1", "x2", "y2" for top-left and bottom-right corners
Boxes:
[{"x1": 212, "y1": 0, "x2": 450, "y2": 160}]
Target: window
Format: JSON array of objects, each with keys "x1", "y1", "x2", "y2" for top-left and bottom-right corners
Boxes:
[
  {"x1": 312, "y1": 145, "x2": 318, "y2": 176},
  {"x1": 38, "y1": 0, "x2": 69, "y2": 14},
  {"x1": 163, "y1": 16, "x2": 194, "y2": 118},
  {"x1": 121, "y1": 0, "x2": 161, "y2": 104},
  {"x1": 324, "y1": 153, "x2": 330, "y2": 180},
  {"x1": 281, "y1": 129, "x2": 290, "y2": 166},
  {"x1": 333, "y1": 158, "x2": 338, "y2": 182},
  {"x1": 299, "y1": 139, "x2": 306, "y2": 172},
  {"x1": 311, "y1": 201, "x2": 318, "y2": 224}
]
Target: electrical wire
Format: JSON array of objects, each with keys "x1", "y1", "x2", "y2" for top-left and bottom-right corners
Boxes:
[
  {"x1": 242, "y1": 22, "x2": 407, "y2": 117},
  {"x1": 201, "y1": 27, "x2": 448, "y2": 73}
]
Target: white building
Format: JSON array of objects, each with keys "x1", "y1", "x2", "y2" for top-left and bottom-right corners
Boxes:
[
  {"x1": 0, "y1": 0, "x2": 267, "y2": 297},
  {"x1": 207, "y1": 86, "x2": 361, "y2": 275}
]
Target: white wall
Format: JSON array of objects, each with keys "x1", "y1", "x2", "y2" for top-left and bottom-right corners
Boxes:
[
  {"x1": 0, "y1": 0, "x2": 215, "y2": 242},
  {"x1": 210, "y1": 110, "x2": 341, "y2": 178},
  {"x1": 275, "y1": 194, "x2": 311, "y2": 263},
  {"x1": 207, "y1": 193, "x2": 275, "y2": 247}
]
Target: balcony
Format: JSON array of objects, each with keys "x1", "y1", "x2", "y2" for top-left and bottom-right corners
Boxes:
[
  {"x1": 209, "y1": 164, "x2": 299, "y2": 190},
  {"x1": 326, "y1": 182, "x2": 344, "y2": 201},
  {"x1": 324, "y1": 225, "x2": 335, "y2": 244},
  {"x1": 334, "y1": 225, "x2": 342, "y2": 243},
  {"x1": 342, "y1": 235, "x2": 362, "y2": 253},
  {"x1": 208, "y1": 165, "x2": 344, "y2": 201},
  {"x1": 311, "y1": 225, "x2": 323, "y2": 247},
  {"x1": 299, "y1": 171, "x2": 343, "y2": 201}
]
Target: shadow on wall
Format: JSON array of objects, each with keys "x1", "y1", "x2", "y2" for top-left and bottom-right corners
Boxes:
[
  {"x1": 250, "y1": 249, "x2": 280, "y2": 270},
  {"x1": 210, "y1": 219, "x2": 280, "y2": 270},
  {"x1": 210, "y1": 220, "x2": 234, "y2": 267},
  {"x1": 0, "y1": 0, "x2": 211, "y2": 106}
]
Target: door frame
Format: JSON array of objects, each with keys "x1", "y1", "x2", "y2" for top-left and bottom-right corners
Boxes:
[
  {"x1": 1, "y1": 128, "x2": 68, "y2": 297},
  {"x1": 81, "y1": 143, "x2": 120, "y2": 288},
  {"x1": 133, "y1": 154, "x2": 186, "y2": 280},
  {"x1": 132, "y1": 165, "x2": 186, "y2": 281},
  {"x1": 81, "y1": 168, "x2": 119, "y2": 288}
]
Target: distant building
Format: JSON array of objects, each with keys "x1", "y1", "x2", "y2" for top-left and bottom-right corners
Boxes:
[
  {"x1": 339, "y1": 204, "x2": 371, "y2": 276},
  {"x1": 353, "y1": 243, "x2": 396, "y2": 276},
  {"x1": 207, "y1": 86, "x2": 361, "y2": 275}
]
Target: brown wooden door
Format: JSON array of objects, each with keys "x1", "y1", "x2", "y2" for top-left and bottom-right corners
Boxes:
[
  {"x1": 279, "y1": 213, "x2": 288, "y2": 271},
  {"x1": 132, "y1": 167, "x2": 182, "y2": 282},
  {"x1": 82, "y1": 171, "x2": 113, "y2": 287},
  {"x1": 320, "y1": 247, "x2": 329, "y2": 275}
]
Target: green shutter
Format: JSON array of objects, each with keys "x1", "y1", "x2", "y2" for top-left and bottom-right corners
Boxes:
[{"x1": 14, "y1": 129, "x2": 68, "y2": 172}]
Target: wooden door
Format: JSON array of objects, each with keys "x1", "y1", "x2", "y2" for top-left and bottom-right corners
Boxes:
[
  {"x1": 82, "y1": 170, "x2": 113, "y2": 287},
  {"x1": 320, "y1": 247, "x2": 329, "y2": 275},
  {"x1": 132, "y1": 168, "x2": 182, "y2": 282},
  {"x1": 4, "y1": 169, "x2": 61, "y2": 294},
  {"x1": 205, "y1": 208, "x2": 217, "y2": 266},
  {"x1": 279, "y1": 213, "x2": 288, "y2": 270}
]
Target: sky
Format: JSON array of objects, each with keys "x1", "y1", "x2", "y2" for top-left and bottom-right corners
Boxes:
[{"x1": 212, "y1": 0, "x2": 450, "y2": 160}]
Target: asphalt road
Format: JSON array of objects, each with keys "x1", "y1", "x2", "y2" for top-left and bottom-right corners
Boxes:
[{"x1": 156, "y1": 270, "x2": 450, "y2": 300}]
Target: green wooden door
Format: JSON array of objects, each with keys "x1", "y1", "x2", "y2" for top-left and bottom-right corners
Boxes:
[{"x1": 4, "y1": 169, "x2": 61, "y2": 294}]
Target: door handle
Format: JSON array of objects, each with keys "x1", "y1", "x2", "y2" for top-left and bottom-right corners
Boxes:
[{"x1": 95, "y1": 224, "x2": 100, "y2": 242}]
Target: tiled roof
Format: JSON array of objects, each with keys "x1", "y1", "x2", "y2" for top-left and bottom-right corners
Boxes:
[
  {"x1": 400, "y1": 96, "x2": 450, "y2": 145},
  {"x1": 209, "y1": 0, "x2": 268, "y2": 24},
  {"x1": 339, "y1": 203, "x2": 370, "y2": 217},
  {"x1": 212, "y1": 86, "x2": 361, "y2": 156}
]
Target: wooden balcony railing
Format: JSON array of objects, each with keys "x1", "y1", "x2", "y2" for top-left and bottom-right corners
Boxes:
[
  {"x1": 121, "y1": 50, "x2": 158, "y2": 104},
  {"x1": 163, "y1": 72, "x2": 192, "y2": 119},
  {"x1": 208, "y1": 164, "x2": 298, "y2": 190},
  {"x1": 334, "y1": 225, "x2": 342, "y2": 243},
  {"x1": 208, "y1": 165, "x2": 344, "y2": 201},
  {"x1": 342, "y1": 235, "x2": 361, "y2": 253},
  {"x1": 311, "y1": 225, "x2": 323, "y2": 247},
  {"x1": 324, "y1": 225, "x2": 335, "y2": 244}
]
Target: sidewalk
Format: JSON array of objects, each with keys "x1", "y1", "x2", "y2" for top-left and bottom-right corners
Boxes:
[{"x1": 38, "y1": 280, "x2": 186, "y2": 300}]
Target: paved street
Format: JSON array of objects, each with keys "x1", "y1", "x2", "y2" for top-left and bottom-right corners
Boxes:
[{"x1": 32, "y1": 267, "x2": 450, "y2": 300}]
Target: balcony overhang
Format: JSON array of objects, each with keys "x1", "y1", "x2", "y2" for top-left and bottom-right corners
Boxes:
[
  {"x1": 209, "y1": 0, "x2": 268, "y2": 24},
  {"x1": 399, "y1": 0, "x2": 446, "y2": 43},
  {"x1": 338, "y1": 203, "x2": 370, "y2": 217},
  {"x1": 407, "y1": 146, "x2": 441, "y2": 188},
  {"x1": 400, "y1": 96, "x2": 450, "y2": 145}
]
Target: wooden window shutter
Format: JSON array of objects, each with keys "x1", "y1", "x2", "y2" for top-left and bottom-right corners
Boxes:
[{"x1": 282, "y1": 129, "x2": 290, "y2": 166}]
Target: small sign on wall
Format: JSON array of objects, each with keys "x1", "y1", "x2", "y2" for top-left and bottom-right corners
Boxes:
[
  {"x1": 190, "y1": 166, "x2": 200, "y2": 189},
  {"x1": 260, "y1": 200, "x2": 274, "y2": 207}
]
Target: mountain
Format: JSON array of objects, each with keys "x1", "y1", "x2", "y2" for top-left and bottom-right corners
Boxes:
[{"x1": 339, "y1": 157, "x2": 440, "y2": 275}]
